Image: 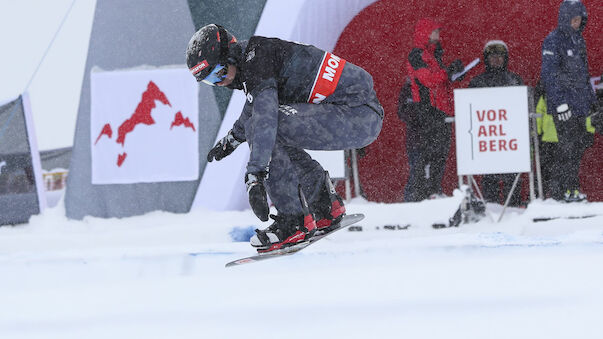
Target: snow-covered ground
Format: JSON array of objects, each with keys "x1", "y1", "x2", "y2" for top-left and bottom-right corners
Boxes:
[{"x1": 1, "y1": 192, "x2": 603, "y2": 339}]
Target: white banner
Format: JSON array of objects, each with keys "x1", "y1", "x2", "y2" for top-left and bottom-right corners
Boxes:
[
  {"x1": 91, "y1": 68, "x2": 199, "y2": 184},
  {"x1": 307, "y1": 150, "x2": 345, "y2": 178},
  {"x1": 454, "y1": 86, "x2": 531, "y2": 175}
]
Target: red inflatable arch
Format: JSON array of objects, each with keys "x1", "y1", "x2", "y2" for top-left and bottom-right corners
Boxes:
[{"x1": 334, "y1": 0, "x2": 603, "y2": 202}]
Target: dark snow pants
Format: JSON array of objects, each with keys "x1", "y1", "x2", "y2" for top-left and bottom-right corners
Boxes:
[
  {"x1": 404, "y1": 124, "x2": 451, "y2": 202},
  {"x1": 264, "y1": 101, "x2": 383, "y2": 215},
  {"x1": 481, "y1": 173, "x2": 522, "y2": 206},
  {"x1": 538, "y1": 140, "x2": 558, "y2": 198},
  {"x1": 549, "y1": 115, "x2": 591, "y2": 200}
]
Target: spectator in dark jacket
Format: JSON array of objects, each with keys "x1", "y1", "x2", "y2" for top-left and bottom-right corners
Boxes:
[
  {"x1": 403, "y1": 18, "x2": 463, "y2": 202},
  {"x1": 540, "y1": 0, "x2": 596, "y2": 202},
  {"x1": 469, "y1": 40, "x2": 524, "y2": 206}
]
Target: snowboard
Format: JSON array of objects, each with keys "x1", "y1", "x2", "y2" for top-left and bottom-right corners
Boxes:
[
  {"x1": 532, "y1": 214, "x2": 597, "y2": 223},
  {"x1": 347, "y1": 224, "x2": 411, "y2": 232},
  {"x1": 225, "y1": 213, "x2": 364, "y2": 268}
]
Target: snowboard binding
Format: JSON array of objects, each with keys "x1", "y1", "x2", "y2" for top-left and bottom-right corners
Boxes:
[{"x1": 433, "y1": 187, "x2": 485, "y2": 229}]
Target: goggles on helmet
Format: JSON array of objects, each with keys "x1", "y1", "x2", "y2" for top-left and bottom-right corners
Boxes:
[
  {"x1": 201, "y1": 64, "x2": 228, "y2": 86},
  {"x1": 485, "y1": 44, "x2": 507, "y2": 55}
]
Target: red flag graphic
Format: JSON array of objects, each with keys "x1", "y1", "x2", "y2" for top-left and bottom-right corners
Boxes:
[
  {"x1": 117, "y1": 153, "x2": 127, "y2": 167},
  {"x1": 95, "y1": 123, "x2": 113, "y2": 145},
  {"x1": 116, "y1": 81, "x2": 171, "y2": 146},
  {"x1": 170, "y1": 111, "x2": 196, "y2": 131}
]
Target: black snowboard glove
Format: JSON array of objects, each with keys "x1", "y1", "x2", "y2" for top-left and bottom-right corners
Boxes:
[
  {"x1": 447, "y1": 59, "x2": 464, "y2": 79},
  {"x1": 356, "y1": 147, "x2": 367, "y2": 158},
  {"x1": 207, "y1": 129, "x2": 243, "y2": 162},
  {"x1": 245, "y1": 171, "x2": 270, "y2": 221}
]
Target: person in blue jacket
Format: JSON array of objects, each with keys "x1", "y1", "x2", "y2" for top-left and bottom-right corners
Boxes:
[{"x1": 540, "y1": 0, "x2": 597, "y2": 202}]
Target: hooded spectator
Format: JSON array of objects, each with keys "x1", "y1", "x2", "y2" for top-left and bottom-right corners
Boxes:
[
  {"x1": 540, "y1": 0, "x2": 596, "y2": 202},
  {"x1": 402, "y1": 18, "x2": 463, "y2": 202}
]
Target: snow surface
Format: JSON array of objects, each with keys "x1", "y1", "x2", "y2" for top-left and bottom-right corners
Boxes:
[{"x1": 1, "y1": 192, "x2": 603, "y2": 339}]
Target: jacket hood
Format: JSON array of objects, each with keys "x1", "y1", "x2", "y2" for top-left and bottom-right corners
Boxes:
[
  {"x1": 227, "y1": 40, "x2": 248, "y2": 67},
  {"x1": 558, "y1": 0, "x2": 588, "y2": 33},
  {"x1": 413, "y1": 18, "x2": 441, "y2": 49}
]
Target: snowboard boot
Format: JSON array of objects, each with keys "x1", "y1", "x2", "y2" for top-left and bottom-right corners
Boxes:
[
  {"x1": 468, "y1": 193, "x2": 486, "y2": 221},
  {"x1": 564, "y1": 189, "x2": 587, "y2": 203},
  {"x1": 311, "y1": 171, "x2": 346, "y2": 234},
  {"x1": 250, "y1": 213, "x2": 317, "y2": 253}
]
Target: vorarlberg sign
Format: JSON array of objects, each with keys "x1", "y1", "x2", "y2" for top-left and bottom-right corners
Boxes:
[{"x1": 454, "y1": 86, "x2": 531, "y2": 176}]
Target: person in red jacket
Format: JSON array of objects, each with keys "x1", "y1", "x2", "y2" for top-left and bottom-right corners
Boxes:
[{"x1": 403, "y1": 18, "x2": 463, "y2": 202}]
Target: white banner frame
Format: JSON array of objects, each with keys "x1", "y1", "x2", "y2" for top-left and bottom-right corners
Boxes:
[
  {"x1": 454, "y1": 86, "x2": 531, "y2": 176},
  {"x1": 21, "y1": 92, "x2": 47, "y2": 210},
  {"x1": 90, "y1": 67, "x2": 199, "y2": 185}
]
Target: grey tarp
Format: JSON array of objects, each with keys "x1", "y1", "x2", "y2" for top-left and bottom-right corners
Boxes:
[
  {"x1": 65, "y1": 0, "x2": 221, "y2": 219},
  {"x1": 65, "y1": 0, "x2": 268, "y2": 219},
  {"x1": 0, "y1": 96, "x2": 40, "y2": 225},
  {"x1": 40, "y1": 147, "x2": 71, "y2": 171}
]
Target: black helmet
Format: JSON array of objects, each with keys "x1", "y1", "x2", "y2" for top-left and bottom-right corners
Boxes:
[{"x1": 186, "y1": 24, "x2": 237, "y2": 83}]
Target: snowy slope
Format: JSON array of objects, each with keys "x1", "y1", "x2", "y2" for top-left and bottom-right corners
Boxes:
[{"x1": 1, "y1": 194, "x2": 603, "y2": 339}]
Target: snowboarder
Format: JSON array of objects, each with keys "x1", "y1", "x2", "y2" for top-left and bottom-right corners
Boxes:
[{"x1": 186, "y1": 24, "x2": 383, "y2": 252}]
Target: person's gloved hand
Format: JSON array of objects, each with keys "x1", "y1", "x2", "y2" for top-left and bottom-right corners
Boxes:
[
  {"x1": 446, "y1": 59, "x2": 465, "y2": 80},
  {"x1": 447, "y1": 59, "x2": 464, "y2": 79},
  {"x1": 356, "y1": 147, "x2": 366, "y2": 158},
  {"x1": 245, "y1": 171, "x2": 270, "y2": 221},
  {"x1": 207, "y1": 129, "x2": 243, "y2": 162},
  {"x1": 556, "y1": 103, "x2": 572, "y2": 122}
]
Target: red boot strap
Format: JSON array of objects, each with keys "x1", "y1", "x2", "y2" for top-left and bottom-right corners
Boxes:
[
  {"x1": 316, "y1": 218, "x2": 333, "y2": 229},
  {"x1": 257, "y1": 231, "x2": 307, "y2": 253},
  {"x1": 303, "y1": 214, "x2": 317, "y2": 232},
  {"x1": 331, "y1": 200, "x2": 346, "y2": 219}
]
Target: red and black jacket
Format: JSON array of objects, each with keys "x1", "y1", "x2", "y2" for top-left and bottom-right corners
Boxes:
[{"x1": 405, "y1": 18, "x2": 454, "y2": 118}]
